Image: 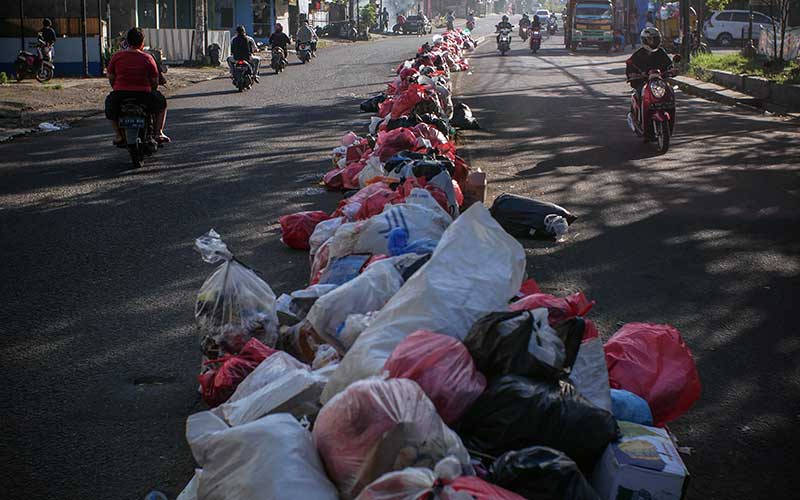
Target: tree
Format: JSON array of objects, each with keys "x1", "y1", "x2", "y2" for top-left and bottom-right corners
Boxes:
[{"x1": 763, "y1": 0, "x2": 795, "y2": 62}]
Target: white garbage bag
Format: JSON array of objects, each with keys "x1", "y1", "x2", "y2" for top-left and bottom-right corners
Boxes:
[
  {"x1": 358, "y1": 156, "x2": 387, "y2": 188},
  {"x1": 327, "y1": 189, "x2": 451, "y2": 262},
  {"x1": 322, "y1": 203, "x2": 526, "y2": 403},
  {"x1": 176, "y1": 469, "x2": 202, "y2": 500},
  {"x1": 310, "y1": 217, "x2": 344, "y2": 259},
  {"x1": 186, "y1": 412, "x2": 338, "y2": 500},
  {"x1": 210, "y1": 352, "x2": 325, "y2": 426},
  {"x1": 569, "y1": 337, "x2": 613, "y2": 411},
  {"x1": 306, "y1": 256, "x2": 410, "y2": 352}
]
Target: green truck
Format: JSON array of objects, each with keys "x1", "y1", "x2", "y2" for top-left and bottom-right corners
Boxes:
[{"x1": 564, "y1": 0, "x2": 616, "y2": 52}]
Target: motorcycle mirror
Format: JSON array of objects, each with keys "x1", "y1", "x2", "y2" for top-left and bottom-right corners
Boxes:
[{"x1": 672, "y1": 54, "x2": 682, "y2": 64}]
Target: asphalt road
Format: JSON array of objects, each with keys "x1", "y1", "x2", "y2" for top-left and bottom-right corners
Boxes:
[
  {"x1": 1, "y1": 17, "x2": 798, "y2": 500},
  {"x1": 0, "y1": 32, "x2": 448, "y2": 500},
  {"x1": 455, "y1": 19, "x2": 800, "y2": 499}
]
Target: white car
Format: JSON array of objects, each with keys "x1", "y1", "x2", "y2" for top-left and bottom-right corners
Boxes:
[
  {"x1": 535, "y1": 9, "x2": 551, "y2": 20},
  {"x1": 703, "y1": 10, "x2": 775, "y2": 46}
]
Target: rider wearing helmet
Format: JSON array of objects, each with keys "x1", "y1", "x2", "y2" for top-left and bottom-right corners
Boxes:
[
  {"x1": 626, "y1": 27, "x2": 673, "y2": 93},
  {"x1": 532, "y1": 14, "x2": 542, "y2": 30},
  {"x1": 519, "y1": 13, "x2": 531, "y2": 29},
  {"x1": 496, "y1": 15, "x2": 513, "y2": 43}
]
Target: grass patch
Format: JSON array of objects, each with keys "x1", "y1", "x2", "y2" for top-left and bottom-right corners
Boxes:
[
  {"x1": 44, "y1": 84, "x2": 63, "y2": 90},
  {"x1": 690, "y1": 53, "x2": 800, "y2": 84}
]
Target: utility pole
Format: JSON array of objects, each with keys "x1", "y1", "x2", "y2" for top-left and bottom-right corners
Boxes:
[
  {"x1": 19, "y1": 0, "x2": 24, "y2": 51},
  {"x1": 195, "y1": 0, "x2": 207, "y2": 61},
  {"x1": 679, "y1": 0, "x2": 690, "y2": 65},
  {"x1": 98, "y1": 0, "x2": 104, "y2": 73},
  {"x1": 81, "y1": 0, "x2": 89, "y2": 76}
]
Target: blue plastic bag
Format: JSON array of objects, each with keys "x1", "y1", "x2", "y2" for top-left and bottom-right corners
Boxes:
[
  {"x1": 610, "y1": 389, "x2": 653, "y2": 426},
  {"x1": 387, "y1": 227, "x2": 438, "y2": 256}
]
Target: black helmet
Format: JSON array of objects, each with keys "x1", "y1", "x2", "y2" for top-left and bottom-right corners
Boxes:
[
  {"x1": 502, "y1": 15, "x2": 509, "y2": 22},
  {"x1": 533, "y1": 15, "x2": 540, "y2": 23},
  {"x1": 236, "y1": 25, "x2": 245, "y2": 35},
  {"x1": 640, "y1": 27, "x2": 662, "y2": 52}
]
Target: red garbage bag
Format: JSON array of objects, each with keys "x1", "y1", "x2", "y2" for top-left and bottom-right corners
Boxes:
[
  {"x1": 391, "y1": 84, "x2": 428, "y2": 118},
  {"x1": 384, "y1": 330, "x2": 486, "y2": 425},
  {"x1": 509, "y1": 292, "x2": 595, "y2": 325},
  {"x1": 604, "y1": 323, "x2": 701, "y2": 426},
  {"x1": 450, "y1": 477, "x2": 525, "y2": 500},
  {"x1": 452, "y1": 179, "x2": 464, "y2": 207},
  {"x1": 323, "y1": 168, "x2": 345, "y2": 190},
  {"x1": 346, "y1": 141, "x2": 371, "y2": 164},
  {"x1": 516, "y1": 278, "x2": 542, "y2": 298},
  {"x1": 279, "y1": 211, "x2": 329, "y2": 250},
  {"x1": 333, "y1": 182, "x2": 393, "y2": 219},
  {"x1": 356, "y1": 187, "x2": 401, "y2": 220},
  {"x1": 453, "y1": 155, "x2": 470, "y2": 186},
  {"x1": 374, "y1": 128, "x2": 419, "y2": 162},
  {"x1": 378, "y1": 98, "x2": 394, "y2": 118},
  {"x1": 198, "y1": 338, "x2": 277, "y2": 407},
  {"x1": 342, "y1": 161, "x2": 367, "y2": 190},
  {"x1": 413, "y1": 123, "x2": 448, "y2": 148}
]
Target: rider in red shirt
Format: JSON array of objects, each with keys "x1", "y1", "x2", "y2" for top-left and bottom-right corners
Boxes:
[{"x1": 105, "y1": 27, "x2": 169, "y2": 145}]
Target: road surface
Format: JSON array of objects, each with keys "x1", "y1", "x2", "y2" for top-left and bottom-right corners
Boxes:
[{"x1": 1, "y1": 17, "x2": 798, "y2": 500}]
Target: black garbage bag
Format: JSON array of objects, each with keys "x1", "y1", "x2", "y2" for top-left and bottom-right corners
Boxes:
[
  {"x1": 451, "y1": 101, "x2": 480, "y2": 129},
  {"x1": 386, "y1": 115, "x2": 421, "y2": 131},
  {"x1": 360, "y1": 94, "x2": 386, "y2": 113},
  {"x1": 458, "y1": 376, "x2": 620, "y2": 472},
  {"x1": 491, "y1": 446, "x2": 599, "y2": 500},
  {"x1": 489, "y1": 193, "x2": 577, "y2": 239},
  {"x1": 419, "y1": 112, "x2": 450, "y2": 135},
  {"x1": 464, "y1": 311, "x2": 585, "y2": 381}
]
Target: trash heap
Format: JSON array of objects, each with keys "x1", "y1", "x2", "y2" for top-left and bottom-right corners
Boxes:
[{"x1": 176, "y1": 31, "x2": 702, "y2": 500}]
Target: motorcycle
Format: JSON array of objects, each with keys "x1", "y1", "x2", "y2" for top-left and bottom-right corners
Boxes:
[
  {"x1": 117, "y1": 97, "x2": 158, "y2": 169},
  {"x1": 626, "y1": 58, "x2": 680, "y2": 154},
  {"x1": 14, "y1": 37, "x2": 54, "y2": 83},
  {"x1": 270, "y1": 46, "x2": 287, "y2": 73},
  {"x1": 530, "y1": 29, "x2": 542, "y2": 53},
  {"x1": 466, "y1": 20, "x2": 475, "y2": 31},
  {"x1": 297, "y1": 42, "x2": 312, "y2": 64},
  {"x1": 547, "y1": 19, "x2": 557, "y2": 34},
  {"x1": 497, "y1": 28, "x2": 513, "y2": 55},
  {"x1": 231, "y1": 59, "x2": 254, "y2": 92},
  {"x1": 519, "y1": 25, "x2": 529, "y2": 41}
]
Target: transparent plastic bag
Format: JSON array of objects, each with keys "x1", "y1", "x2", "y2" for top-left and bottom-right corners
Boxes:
[{"x1": 195, "y1": 230, "x2": 279, "y2": 358}]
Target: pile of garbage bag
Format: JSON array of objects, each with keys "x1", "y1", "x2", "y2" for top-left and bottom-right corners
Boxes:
[{"x1": 174, "y1": 31, "x2": 702, "y2": 500}]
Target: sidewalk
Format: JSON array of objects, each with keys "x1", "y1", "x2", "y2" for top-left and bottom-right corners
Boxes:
[{"x1": 0, "y1": 66, "x2": 227, "y2": 142}]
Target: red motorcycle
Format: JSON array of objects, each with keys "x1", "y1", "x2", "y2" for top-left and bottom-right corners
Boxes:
[
  {"x1": 529, "y1": 28, "x2": 542, "y2": 53},
  {"x1": 626, "y1": 58, "x2": 680, "y2": 154}
]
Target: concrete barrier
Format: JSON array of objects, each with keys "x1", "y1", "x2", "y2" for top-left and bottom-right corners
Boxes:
[
  {"x1": 742, "y1": 75, "x2": 772, "y2": 100},
  {"x1": 769, "y1": 82, "x2": 800, "y2": 111}
]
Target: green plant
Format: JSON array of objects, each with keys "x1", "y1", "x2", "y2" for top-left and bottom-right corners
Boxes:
[
  {"x1": 360, "y1": 3, "x2": 377, "y2": 29},
  {"x1": 0, "y1": 72, "x2": 8, "y2": 84},
  {"x1": 690, "y1": 53, "x2": 800, "y2": 84}
]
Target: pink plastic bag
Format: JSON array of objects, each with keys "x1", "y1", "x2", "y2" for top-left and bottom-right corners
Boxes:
[
  {"x1": 509, "y1": 292, "x2": 595, "y2": 325},
  {"x1": 342, "y1": 161, "x2": 367, "y2": 190},
  {"x1": 374, "y1": 128, "x2": 419, "y2": 162},
  {"x1": 323, "y1": 168, "x2": 345, "y2": 190},
  {"x1": 356, "y1": 187, "x2": 401, "y2": 220},
  {"x1": 391, "y1": 84, "x2": 427, "y2": 118},
  {"x1": 450, "y1": 477, "x2": 525, "y2": 500},
  {"x1": 279, "y1": 211, "x2": 329, "y2": 250},
  {"x1": 313, "y1": 377, "x2": 471, "y2": 499},
  {"x1": 384, "y1": 330, "x2": 486, "y2": 425},
  {"x1": 604, "y1": 323, "x2": 701, "y2": 426},
  {"x1": 198, "y1": 338, "x2": 277, "y2": 408}
]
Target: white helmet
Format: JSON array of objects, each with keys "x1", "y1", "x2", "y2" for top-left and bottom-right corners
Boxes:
[{"x1": 640, "y1": 26, "x2": 662, "y2": 52}]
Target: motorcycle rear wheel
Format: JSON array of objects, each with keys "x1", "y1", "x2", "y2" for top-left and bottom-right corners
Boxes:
[
  {"x1": 655, "y1": 120, "x2": 670, "y2": 154},
  {"x1": 14, "y1": 62, "x2": 25, "y2": 82},
  {"x1": 128, "y1": 145, "x2": 143, "y2": 168}
]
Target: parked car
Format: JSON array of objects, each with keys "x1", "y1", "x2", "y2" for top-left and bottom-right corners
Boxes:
[
  {"x1": 703, "y1": 10, "x2": 775, "y2": 46},
  {"x1": 535, "y1": 9, "x2": 551, "y2": 20},
  {"x1": 398, "y1": 15, "x2": 433, "y2": 35}
]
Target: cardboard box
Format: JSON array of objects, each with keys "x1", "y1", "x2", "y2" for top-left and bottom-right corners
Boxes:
[
  {"x1": 461, "y1": 170, "x2": 487, "y2": 208},
  {"x1": 592, "y1": 422, "x2": 689, "y2": 500}
]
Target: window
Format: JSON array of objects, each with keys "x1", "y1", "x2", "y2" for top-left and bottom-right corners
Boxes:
[
  {"x1": 754, "y1": 13, "x2": 772, "y2": 24},
  {"x1": 253, "y1": 0, "x2": 272, "y2": 38},
  {"x1": 176, "y1": 0, "x2": 196, "y2": 29},
  {"x1": 209, "y1": 0, "x2": 234, "y2": 29},
  {"x1": 159, "y1": 0, "x2": 175, "y2": 28},
  {"x1": 138, "y1": 0, "x2": 157, "y2": 28},
  {"x1": 731, "y1": 12, "x2": 750, "y2": 23},
  {"x1": 714, "y1": 12, "x2": 733, "y2": 22}
]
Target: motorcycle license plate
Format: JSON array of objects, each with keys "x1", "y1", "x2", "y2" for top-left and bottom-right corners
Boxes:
[{"x1": 119, "y1": 117, "x2": 145, "y2": 128}]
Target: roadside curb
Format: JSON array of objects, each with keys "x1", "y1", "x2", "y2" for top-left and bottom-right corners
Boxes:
[{"x1": 671, "y1": 75, "x2": 800, "y2": 120}]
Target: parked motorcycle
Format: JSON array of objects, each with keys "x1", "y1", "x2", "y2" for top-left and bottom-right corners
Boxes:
[
  {"x1": 626, "y1": 58, "x2": 680, "y2": 154},
  {"x1": 117, "y1": 98, "x2": 158, "y2": 169},
  {"x1": 271, "y1": 46, "x2": 286, "y2": 73},
  {"x1": 519, "y1": 25, "x2": 529, "y2": 41},
  {"x1": 231, "y1": 59, "x2": 254, "y2": 91},
  {"x1": 14, "y1": 37, "x2": 54, "y2": 83},
  {"x1": 530, "y1": 28, "x2": 542, "y2": 53},
  {"x1": 297, "y1": 42, "x2": 312, "y2": 64},
  {"x1": 497, "y1": 28, "x2": 513, "y2": 55}
]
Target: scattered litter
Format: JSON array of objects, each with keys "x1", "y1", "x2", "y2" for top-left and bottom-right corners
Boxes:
[{"x1": 38, "y1": 121, "x2": 67, "y2": 132}]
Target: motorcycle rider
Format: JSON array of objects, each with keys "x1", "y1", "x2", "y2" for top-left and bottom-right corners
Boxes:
[
  {"x1": 466, "y1": 11, "x2": 476, "y2": 25},
  {"x1": 446, "y1": 10, "x2": 456, "y2": 30},
  {"x1": 496, "y1": 15, "x2": 513, "y2": 44},
  {"x1": 228, "y1": 25, "x2": 260, "y2": 83},
  {"x1": 269, "y1": 23, "x2": 290, "y2": 65},
  {"x1": 626, "y1": 27, "x2": 673, "y2": 94},
  {"x1": 40, "y1": 18, "x2": 56, "y2": 61},
  {"x1": 520, "y1": 13, "x2": 531, "y2": 30},
  {"x1": 531, "y1": 15, "x2": 542, "y2": 31},
  {"x1": 296, "y1": 19, "x2": 317, "y2": 55},
  {"x1": 105, "y1": 27, "x2": 168, "y2": 146}
]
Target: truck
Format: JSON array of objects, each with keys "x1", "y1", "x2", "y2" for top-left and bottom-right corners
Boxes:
[{"x1": 564, "y1": 0, "x2": 616, "y2": 52}]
